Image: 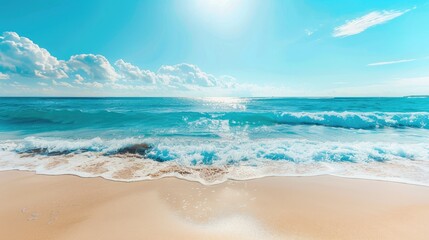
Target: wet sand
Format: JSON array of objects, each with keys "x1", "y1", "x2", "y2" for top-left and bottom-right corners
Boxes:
[{"x1": 1, "y1": 170, "x2": 429, "y2": 240}]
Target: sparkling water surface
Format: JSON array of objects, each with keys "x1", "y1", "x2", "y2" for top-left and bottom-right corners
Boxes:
[{"x1": 0, "y1": 97, "x2": 428, "y2": 185}]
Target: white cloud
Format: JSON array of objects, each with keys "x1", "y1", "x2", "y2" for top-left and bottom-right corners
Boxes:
[
  {"x1": 0, "y1": 31, "x2": 240, "y2": 95},
  {"x1": 52, "y1": 80, "x2": 74, "y2": 88},
  {"x1": 85, "y1": 81, "x2": 104, "y2": 89},
  {"x1": 72, "y1": 74, "x2": 104, "y2": 88},
  {"x1": 0, "y1": 32, "x2": 68, "y2": 78},
  {"x1": 114, "y1": 59, "x2": 157, "y2": 83},
  {"x1": 109, "y1": 82, "x2": 156, "y2": 91},
  {"x1": 0, "y1": 32, "x2": 124, "y2": 83},
  {"x1": 114, "y1": 62, "x2": 233, "y2": 90},
  {"x1": 73, "y1": 74, "x2": 85, "y2": 84},
  {"x1": 333, "y1": 9, "x2": 410, "y2": 37},
  {"x1": 37, "y1": 82, "x2": 48, "y2": 86},
  {"x1": 66, "y1": 54, "x2": 119, "y2": 81},
  {"x1": 368, "y1": 59, "x2": 416, "y2": 66},
  {"x1": 157, "y1": 63, "x2": 220, "y2": 87},
  {"x1": 0, "y1": 72, "x2": 9, "y2": 80}
]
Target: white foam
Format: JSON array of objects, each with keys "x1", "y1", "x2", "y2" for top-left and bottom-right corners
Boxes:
[
  {"x1": 1, "y1": 137, "x2": 428, "y2": 186},
  {"x1": 0, "y1": 139, "x2": 429, "y2": 186},
  {"x1": 276, "y1": 111, "x2": 429, "y2": 129}
]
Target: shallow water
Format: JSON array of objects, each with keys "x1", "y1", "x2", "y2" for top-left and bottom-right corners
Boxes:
[{"x1": 0, "y1": 97, "x2": 428, "y2": 185}]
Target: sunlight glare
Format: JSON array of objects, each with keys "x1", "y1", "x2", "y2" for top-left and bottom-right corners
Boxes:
[{"x1": 187, "y1": 0, "x2": 254, "y2": 36}]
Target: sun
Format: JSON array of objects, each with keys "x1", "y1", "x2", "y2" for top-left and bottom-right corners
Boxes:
[
  {"x1": 198, "y1": 0, "x2": 243, "y2": 15},
  {"x1": 187, "y1": 0, "x2": 253, "y2": 36}
]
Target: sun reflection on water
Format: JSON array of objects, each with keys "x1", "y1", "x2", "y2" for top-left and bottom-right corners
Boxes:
[{"x1": 197, "y1": 97, "x2": 248, "y2": 111}]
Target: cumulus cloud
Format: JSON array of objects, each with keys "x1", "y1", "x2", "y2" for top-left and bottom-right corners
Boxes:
[
  {"x1": 0, "y1": 32, "x2": 121, "y2": 82},
  {"x1": 0, "y1": 31, "x2": 238, "y2": 94},
  {"x1": 333, "y1": 9, "x2": 411, "y2": 37},
  {"x1": 0, "y1": 32, "x2": 68, "y2": 78},
  {"x1": 73, "y1": 74, "x2": 85, "y2": 84},
  {"x1": 72, "y1": 74, "x2": 104, "y2": 88},
  {"x1": 67, "y1": 54, "x2": 119, "y2": 81},
  {"x1": 158, "y1": 63, "x2": 221, "y2": 87},
  {"x1": 114, "y1": 61, "x2": 231, "y2": 89},
  {"x1": 115, "y1": 59, "x2": 156, "y2": 83}
]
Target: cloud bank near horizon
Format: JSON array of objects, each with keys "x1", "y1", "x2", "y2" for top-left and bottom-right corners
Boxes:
[
  {"x1": 0, "y1": 31, "x2": 427, "y2": 97},
  {"x1": 0, "y1": 31, "x2": 266, "y2": 96}
]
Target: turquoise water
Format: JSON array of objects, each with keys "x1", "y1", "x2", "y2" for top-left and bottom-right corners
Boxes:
[{"x1": 0, "y1": 97, "x2": 428, "y2": 184}]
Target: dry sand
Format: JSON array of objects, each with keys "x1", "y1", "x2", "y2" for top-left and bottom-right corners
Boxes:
[{"x1": 1, "y1": 171, "x2": 429, "y2": 240}]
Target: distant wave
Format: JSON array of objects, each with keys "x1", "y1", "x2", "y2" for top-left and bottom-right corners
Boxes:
[
  {"x1": 1, "y1": 109, "x2": 428, "y2": 130},
  {"x1": 187, "y1": 111, "x2": 429, "y2": 130},
  {"x1": 273, "y1": 112, "x2": 429, "y2": 129},
  {"x1": 405, "y1": 95, "x2": 429, "y2": 99},
  {"x1": 0, "y1": 109, "x2": 142, "y2": 125}
]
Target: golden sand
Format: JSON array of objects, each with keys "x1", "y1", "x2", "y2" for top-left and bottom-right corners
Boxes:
[{"x1": 1, "y1": 171, "x2": 429, "y2": 240}]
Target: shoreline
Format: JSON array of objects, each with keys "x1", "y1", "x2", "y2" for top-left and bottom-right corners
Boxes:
[
  {"x1": 1, "y1": 170, "x2": 429, "y2": 239},
  {"x1": 2, "y1": 168, "x2": 429, "y2": 188}
]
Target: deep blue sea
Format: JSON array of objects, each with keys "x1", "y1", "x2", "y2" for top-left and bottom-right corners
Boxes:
[{"x1": 0, "y1": 97, "x2": 428, "y2": 184}]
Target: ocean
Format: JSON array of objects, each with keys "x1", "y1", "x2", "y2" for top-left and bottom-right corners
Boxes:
[{"x1": 0, "y1": 97, "x2": 428, "y2": 185}]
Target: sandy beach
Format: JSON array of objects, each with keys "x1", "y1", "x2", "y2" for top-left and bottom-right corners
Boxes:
[
  {"x1": 2, "y1": 0, "x2": 429, "y2": 238},
  {"x1": 0, "y1": 171, "x2": 428, "y2": 240}
]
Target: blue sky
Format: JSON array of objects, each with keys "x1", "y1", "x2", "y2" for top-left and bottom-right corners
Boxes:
[{"x1": 0, "y1": 0, "x2": 428, "y2": 96}]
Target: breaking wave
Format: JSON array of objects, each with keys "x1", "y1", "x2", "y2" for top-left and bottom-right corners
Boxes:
[
  {"x1": 273, "y1": 112, "x2": 429, "y2": 129},
  {"x1": 1, "y1": 137, "x2": 428, "y2": 185}
]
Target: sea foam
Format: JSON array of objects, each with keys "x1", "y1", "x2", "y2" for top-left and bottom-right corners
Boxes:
[{"x1": 1, "y1": 137, "x2": 428, "y2": 185}]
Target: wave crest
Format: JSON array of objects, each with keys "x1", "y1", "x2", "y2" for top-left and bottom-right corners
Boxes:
[
  {"x1": 274, "y1": 112, "x2": 429, "y2": 129},
  {"x1": 3, "y1": 137, "x2": 428, "y2": 163}
]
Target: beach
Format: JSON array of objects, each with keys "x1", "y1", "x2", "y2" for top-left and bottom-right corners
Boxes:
[
  {"x1": 2, "y1": 1, "x2": 429, "y2": 239},
  {"x1": 1, "y1": 171, "x2": 429, "y2": 240}
]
